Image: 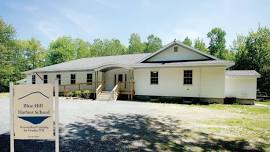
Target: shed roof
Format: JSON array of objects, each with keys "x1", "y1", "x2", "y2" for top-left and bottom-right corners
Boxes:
[{"x1": 225, "y1": 70, "x2": 260, "y2": 77}]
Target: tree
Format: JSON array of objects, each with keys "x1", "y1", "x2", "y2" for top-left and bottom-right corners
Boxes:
[
  {"x1": 232, "y1": 35, "x2": 247, "y2": 69},
  {"x1": 16, "y1": 38, "x2": 45, "y2": 70},
  {"x1": 0, "y1": 18, "x2": 17, "y2": 88},
  {"x1": 235, "y1": 27, "x2": 270, "y2": 72},
  {"x1": 207, "y1": 27, "x2": 226, "y2": 59},
  {"x1": 144, "y1": 34, "x2": 162, "y2": 52},
  {"x1": 73, "y1": 38, "x2": 91, "y2": 58},
  {"x1": 128, "y1": 33, "x2": 145, "y2": 54},
  {"x1": 233, "y1": 26, "x2": 270, "y2": 92},
  {"x1": 46, "y1": 36, "x2": 76, "y2": 65},
  {"x1": 182, "y1": 36, "x2": 192, "y2": 46},
  {"x1": 194, "y1": 38, "x2": 208, "y2": 53}
]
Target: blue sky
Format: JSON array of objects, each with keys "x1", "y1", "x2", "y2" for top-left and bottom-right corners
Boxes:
[{"x1": 1, "y1": 0, "x2": 270, "y2": 48}]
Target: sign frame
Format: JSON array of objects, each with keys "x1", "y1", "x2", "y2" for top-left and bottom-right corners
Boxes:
[{"x1": 10, "y1": 80, "x2": 59, "y2": 152}]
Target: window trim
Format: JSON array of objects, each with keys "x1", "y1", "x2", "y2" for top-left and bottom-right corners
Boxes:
[
  {"x1": 183, "y1": 70, "x2": 193, "y2": 85},
  {"x1": 43, "y1": 75, "x2": 48, "y2": 84},
  {"x1": 150, "y1": 71, "x2": 159, "y2": 85},
  {"x1": 70, "y1": 74, "x2": 76, "y2": 84}
]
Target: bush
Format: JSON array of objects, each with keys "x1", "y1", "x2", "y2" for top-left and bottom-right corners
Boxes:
[
  {"x1": 74, "y1": 90, "x2": 82, "y2": 97},
  {"x1": 82, "y1": 90, "x2": 91, "y2": 99},
  {"x1": 67, "y1": 91, "x2": 74, "y2": 97}
]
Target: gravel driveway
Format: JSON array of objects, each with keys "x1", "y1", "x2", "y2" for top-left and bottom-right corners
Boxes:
[{"x1": 0, "y1": 97, "x2": 262, "y2": 152}]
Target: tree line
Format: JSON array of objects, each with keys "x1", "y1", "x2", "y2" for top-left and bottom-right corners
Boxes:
[{"x1": 0, "y1": 18, "x2": 270, "y2": 92}]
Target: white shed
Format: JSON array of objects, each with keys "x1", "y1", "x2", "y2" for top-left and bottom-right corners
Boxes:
[{"x1": 225, "y1": 70, "x2": 260, "y2": 99}]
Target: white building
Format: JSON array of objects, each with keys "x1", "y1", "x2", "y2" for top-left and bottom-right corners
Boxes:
[{"x1": 23, "y1": 41, "x2": 260, "y2": 104}]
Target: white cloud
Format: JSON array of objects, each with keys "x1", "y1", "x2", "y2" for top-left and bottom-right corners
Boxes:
[
  {"x1": 62, "y1": 10, "x2": 97, "y2": 35},
  {"x1": 37, "y1": 21, "x2": 64, "y2": 40}
]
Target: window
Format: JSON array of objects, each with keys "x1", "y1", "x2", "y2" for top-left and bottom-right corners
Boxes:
[
  {"x1": 56, "y1": 74, "x2": 61, "y2": 85},
  {"x1": 125, "y1": 74, "x2": 127, "y2": 88},
  {"x1": 43, "y1": 75, "x2": 48, "y2": 84},
  {"x1": 150, "y1": 71, "x2": 158, "y2": 85},
  {"x1": 174, "y1": 46, "x2": 178, "y2": 52},
  {"x1": 87, "y1": 73, "x2": 92, "y2": 83},
  {"x1": 32, "y1": 75, "x2": 36, "y2": 84},
  {"x1": 70, "y1": 74, "x2": 76, "y2": 84},
  {"x1": 184, "y1": 70, "x2": 192, "y2": 85}
]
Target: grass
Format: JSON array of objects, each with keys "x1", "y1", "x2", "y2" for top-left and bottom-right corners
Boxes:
[
  {"x1": 196, "y1": 104, "x2": 270, "y2": 151},
  {"x1": 0, "y1": 92, "x2": 8, "y2": 98},
  {"x1": 256, "y1": 100, "x2": 270, "y2": 106},
  {"x1": 197, "y1": 104, "x2": 270, "y2": 114}
]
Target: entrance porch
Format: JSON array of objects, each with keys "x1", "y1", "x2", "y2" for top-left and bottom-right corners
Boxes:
[{"x1": 62, "y1": 65, "x2": 135, "y2": 101}]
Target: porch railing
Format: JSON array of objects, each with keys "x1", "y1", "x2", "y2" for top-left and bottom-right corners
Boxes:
[
  {"x1": 96, "y1": 84, "x2": 103, "y2": 97},
  {"x1": 111, "y1": 83, "x2": 120, "y2": 101}
]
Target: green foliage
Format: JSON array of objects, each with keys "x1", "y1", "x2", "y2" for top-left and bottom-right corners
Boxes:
[
  {"x1": 16, "y1": 38, "x2": 45, "y2": 69},
  {"x1": 0, "y1": 18, "x2": 17, "y2": 87},
  {"x1": 46, "y1": 36, "x2": 76, "y2": 65},
  {"x1": 182, "y1": 36, "x2": 192, "y2": 46},
  {"x1": 207, "y1": 27, "x2": 227, "y2": 59},
  {"x1": 144, "y1": 34, "x2": 162, "y2": 53},
  {"x1": 82, "y1": 90, "x2": 91, "y2": 98},
  {"x1": 194, "y1": 38, "x2": 208, "y2": 53},
  {"x1": 74, "y1": 90, "x2": 82, "y2": 97},
  {"x1": 90, "y1": 38, "x2": 127, "y2": 56},
  {"x1": 128, "y1": 33, "x2": 145, "y2": 54},
  {"x1": 67, "y1": 91, "x2": 75, "y2": 97}
]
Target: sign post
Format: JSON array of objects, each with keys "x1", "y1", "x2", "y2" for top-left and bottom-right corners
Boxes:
[
  {"x1": 10, "y1": 81, "x2": 59, "y2": 151},
  {"x1": 10, "y1": 82, "x2": 14, "y2": 152},
  {"x1": 55, "y1": 80, "x2": 59, "y2": 152}
]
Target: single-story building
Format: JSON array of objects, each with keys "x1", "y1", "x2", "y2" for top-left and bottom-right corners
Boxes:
[{"x1": 23, "y1": 40, "x2": 260, "y2": 103}]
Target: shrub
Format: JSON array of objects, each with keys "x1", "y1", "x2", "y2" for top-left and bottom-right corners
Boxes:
[
  {"x1": 67, "y1": 91, "x2": 74, "y2": 97},
  {"x1": 82, "y1": 90, "x2": 91, "y2": 99},
  {"x1": 74, "y1": 90, "x2": 82, "y2": 97}
]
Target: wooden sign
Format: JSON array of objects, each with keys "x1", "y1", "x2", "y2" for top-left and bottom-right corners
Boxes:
[{"x1": 10, "y1": 81, "x2": 59, "y2": 152}]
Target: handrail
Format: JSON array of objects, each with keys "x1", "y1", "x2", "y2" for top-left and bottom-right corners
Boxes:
[
  {"x1": 111, "y1": 83, "x2": 120, "y2": 101},
  {"x1": 96, "y1": 84, "x2": 103, "y2": 97}
]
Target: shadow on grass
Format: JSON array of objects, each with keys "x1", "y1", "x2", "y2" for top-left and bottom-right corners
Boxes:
[{"x1": 0, "y1": 114, "x2": 266, "y2": 152}]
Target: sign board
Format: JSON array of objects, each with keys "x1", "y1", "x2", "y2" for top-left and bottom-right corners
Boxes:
[
  {"x1": 10, "y1": 82, "x2": 59, "y2": 152},
  {"x1": 13, "y1": 84, "x2": 54, "y2": 139}
]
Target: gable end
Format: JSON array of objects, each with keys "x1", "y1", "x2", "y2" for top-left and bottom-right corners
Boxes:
[{"x1": 141, "y1": 41, "x2": 217, "y2": 63}]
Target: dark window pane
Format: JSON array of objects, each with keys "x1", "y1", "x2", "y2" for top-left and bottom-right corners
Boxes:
[
  {"x1": 183, "y1": 70, "x2": 192, "y2": 85},
  {"x1": 43, "y1": 75, "x2": 48, "y2": 84},
  {"x1": 87, "y1": 74, "x2": 92, "y2": 83},
  {"x1": 56, "y1": 74, "x2": 61, "y2": 85},
  {"x1": 32, "y1": 75, "x2": 36, "y2": 84},
  {"x1": 150, "y1": 71, "x2": 158, "y2": 85}
]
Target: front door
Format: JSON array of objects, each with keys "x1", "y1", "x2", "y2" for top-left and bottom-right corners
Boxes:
[{"x1": 118, "y1": 74, "x2": 123, "y2": 83}]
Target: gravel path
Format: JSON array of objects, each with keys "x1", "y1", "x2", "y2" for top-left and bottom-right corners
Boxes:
[{"x1": 0, "y1": 97, "x2": 260, "y2": 152}]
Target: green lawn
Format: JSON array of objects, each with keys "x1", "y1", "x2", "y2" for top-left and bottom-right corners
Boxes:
[
  {"x1": 256, "y1": 101, "x2": 270, "y2": 106},
  {"x1": 192, "y1": 104, "x2": 270, "y2": 151},
  {"x1": 0, "y1": 92, "x2": 9, "y2": 98}
]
